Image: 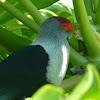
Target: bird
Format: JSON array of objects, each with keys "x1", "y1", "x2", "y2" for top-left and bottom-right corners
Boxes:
[{"x1": 0, "y1": 16, "x2": 76, "y2": 100}]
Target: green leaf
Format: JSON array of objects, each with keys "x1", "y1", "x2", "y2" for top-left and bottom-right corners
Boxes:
[
  {"x1": 17, "y1": 0, "x2": 46, "y2": 25},
  {"x1": 2, "y1": 18, "x2": 36, "y2": 39},
  {"x1": 0, "y1": 1, "x2": 18, "y2": 24},
  {"x1": 2, "y1": 18, "x2": 22, "y2": 35},
  {"x1": 39, "y1": 9, "x2": 57, "y2": 18},
  {"x1": 95, "y1": 0, "x2": 100, "y2": 25},
  {"x1": 30, "y1": 0, "x2": 58, "y2": 9},
  {"x1": 83, "y1": 0, "x2": 95, "y2": 19},
  {"x1": 60, "y1": 75, "x2": 82, "y2": 91},
  {"x1": 0, "y1": 0, "x2": 58, "y2": 24},
  {"x1": 0, "y1": 0, "x2": 40, "y2": 33},
  {"x1": 92, "y1": 0, "x2": 98, "y2": 12},
  {"x1": 0, "y1": 26, "x2": 32, "y2": 52},
  {"x1": 0, "y1": 55, "x2": 4, "y2": 62},
  {"x1": 0, "y1": 50, "x2": 8, "y2": 62},
  {"x1": 46, "y1": 2, "x2": 73, "y2": 21},
  {"x1": 26, "y1": 84, "x2": 64, "y2": 100},
  {"x1": 69, "y1": 35, "x2": 79, "y2": 51},
  {"x1": 67, "y1": 64, "x2": 100, "y2": 100}
]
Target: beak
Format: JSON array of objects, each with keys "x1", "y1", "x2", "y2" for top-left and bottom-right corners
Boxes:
[{"x1": 72, "y1": 29, "x2": 77, "y2": 35}]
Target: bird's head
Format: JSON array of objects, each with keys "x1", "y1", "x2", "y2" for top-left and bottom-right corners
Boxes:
[
  {"x1": 37, "y1": 16, "x2": 77, "y2": 40},
  {"x1": 53, "y1": 16, "x2": 77, "y2": 35}
]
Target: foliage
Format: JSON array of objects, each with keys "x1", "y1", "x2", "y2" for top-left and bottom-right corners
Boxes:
[
  {"x1": 25, "y1": 64, "x2": 100, "y2": 100},
  {"x1": 0, "y1": 0, "x2": 100, "y2": 100}
]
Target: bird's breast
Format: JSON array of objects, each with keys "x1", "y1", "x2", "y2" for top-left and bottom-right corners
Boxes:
[
  {"x1": 32, "y1": 39, "x2": 69, "y2": 86},
  {"x1": 46, "y1": 44, "x2": 69, "y2": 86}
]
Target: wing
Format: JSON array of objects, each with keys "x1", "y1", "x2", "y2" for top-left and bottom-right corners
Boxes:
[{"x1": 0, "y1": 45, "x2": 49, "y2": 99}]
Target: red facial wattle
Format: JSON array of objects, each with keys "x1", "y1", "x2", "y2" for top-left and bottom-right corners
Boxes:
[
  {"x1": 53, "y1": 16, "x2": 77, "y2": 35},
  {"x1": 61, "y1": 21, "x2": 74, "y2": 32}
]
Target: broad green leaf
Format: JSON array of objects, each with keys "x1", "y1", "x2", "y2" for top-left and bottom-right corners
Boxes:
[
  {"x1": 67, "y1": 64, "x2": 100, "y2": 100},
  {"x1": 0, "y1": 26, "x2": 32, "y2": 52},
  {"x1": 30, "y1": 0, "x2": 58, "y2": 9},
  {"x1": 0, "y1": 50, "x2": 8, "y2": 62},
  {"x1": 46, "y1": 2, "x2": 73, "y2": 21},
  {"x1": 39, "y1": 9, "x2": 57, "y2": 18},
  {"x1": 21, "y1": 28, "x2": 37, "y2": 40},
  {"x1": 2, "y1": 18, "x2": 22, "y2": 35},
  {"x1": 60, "y1": 75, "x2": 82, "y2": 91},
  {"x1": 1, "y1": 18, "x2": 36, "y2": 40},
  {"x1": 26, "y1": 84, "x2": 64, "y2": 100},
  {"x1": 0, "y1": 55, "x2": 4, "y2": 62}
]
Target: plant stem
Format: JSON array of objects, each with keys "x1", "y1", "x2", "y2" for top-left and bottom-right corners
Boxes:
[
  {"x1": 95, "y1": 0, "x2": 100, "y2": 25},
  {"x1": 69, "y1": 46, "x2": 89, "y2": 66},
  {"x1": 18, "y1": 0, "x2": 45, "y2": 25},
  {"x1": 73, "y1": 0, "x2": 100, "y2": 61},
  {"x1": 83, "y1": 0, "x2": 95, "y2": 19},
  {"x1": 93, "y1": 0, "x2": 98, "y2": 12},
  {"x1": 60, "y1": 75, "x2": 82, "y2": 90},
  {"x1": 97, "y1": 64, "x2": 100, "y2": 70},
  {"x1": 0, "y1": 1, "x2": 19, "y2": 18},
  {"x1": 0, "y1": 0, "x2": 39, "y2": 33}
]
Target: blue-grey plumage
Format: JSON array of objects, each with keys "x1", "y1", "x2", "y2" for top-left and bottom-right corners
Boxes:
[
  {"x1": 0, "y1": 16, "x2": 75, "y2": 100},
  {"x1": 32, "y1": 17, "x2": 72, "y2": 85}
]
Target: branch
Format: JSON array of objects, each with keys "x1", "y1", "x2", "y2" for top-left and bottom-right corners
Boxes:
[
  {"x1": 69, "y1": 46, "x2": 89, "y2": 66},
  {"x1": 73, "y1": 0, "x2": 100, "y2": 61},
  {"x1": 83, "y1": 0, "x2": 95, "y2": 19},
  {"x1": 18, "y1": 0, "x2": 46, "y2": 25},
  {"x1": 0, "y1": 1, "x2": 19, "y2": 18},
  {"x1": 92, "y1": 0, "x2": 98, "y2": 12},
  {"x1": 95, "y1": 0, "x2": 100, "y2": 25},
  {"x1": 0, "y1": 0, "x2": 39, "y2": 33}
]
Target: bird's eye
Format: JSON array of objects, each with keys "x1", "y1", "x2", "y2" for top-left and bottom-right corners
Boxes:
[{"x1": 64, "y1": 24, "x2": 67, "y2": 27}]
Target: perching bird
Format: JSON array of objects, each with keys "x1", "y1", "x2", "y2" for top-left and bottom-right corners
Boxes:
[{"x1": 0, "y1": 16, "x2": 76, "y2": 100}]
